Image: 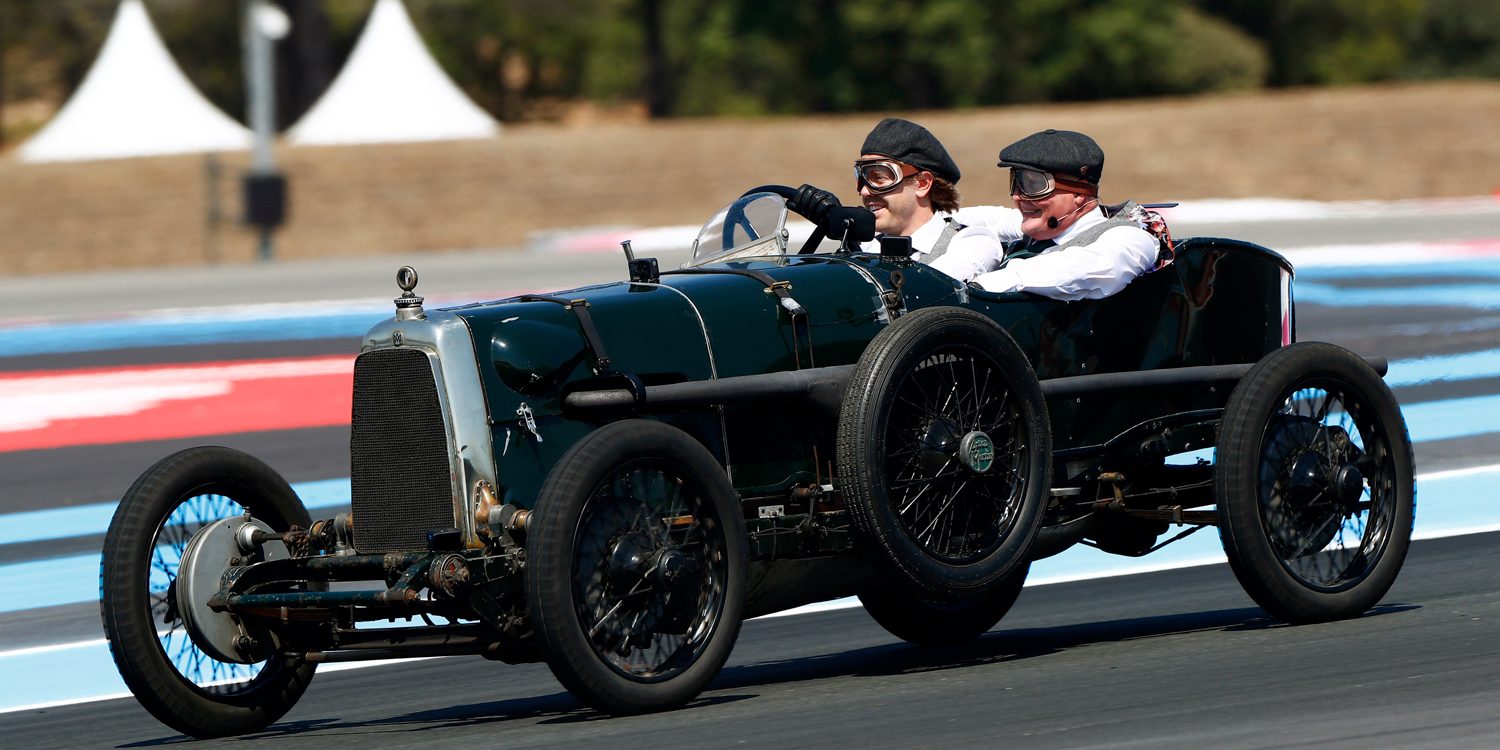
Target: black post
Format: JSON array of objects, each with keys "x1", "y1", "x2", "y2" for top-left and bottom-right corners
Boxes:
[
  {"x1": 243, "y1": 171, "x2": 287, "y2": 261},
  {"x1": 242, "y1": 0, "x2": 287, "y2": 261},
  {"x1": 275, "y1": 0, "x2": 332, "y2": 129},
  {"x1": 205, "y1": 154, "x2": 223, "y2": 263},
  {"x1": 641, "y1": 0, "x2": 669, "y2": 118}
]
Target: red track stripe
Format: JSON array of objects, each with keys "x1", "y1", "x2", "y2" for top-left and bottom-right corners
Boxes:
[{"x1": 0, "y1": 356, "x2": 354, "y2": 453}]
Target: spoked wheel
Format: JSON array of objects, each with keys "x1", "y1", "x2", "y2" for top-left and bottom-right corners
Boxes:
[
  {"x1": 860, "y1": 562, "x2": 1030, "y2": 645},
  {"x1": 527, "y1": 420, "x2": 747, "y2": 714},
  {"x1": 1217, "y1": 342, "x2": 1416, "y2": 623},
  {"x1": 100, "y1": 447, "x2": 316, "y2": 738},
  {"x1": 838, "y1": 307, "x2": 1050, "y2": 598}
]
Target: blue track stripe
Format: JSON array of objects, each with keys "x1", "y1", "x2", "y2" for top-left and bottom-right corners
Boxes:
[
  {"x1": 0, "y1": 641, "x2": 127, "y2": 710},
  {"x1": 0, "y1": 292, "x2": 494, "y2": 359},
  {"x1": 0, "y1": 312, "x2": 385, "y2": 358},
  {"x1": 1295, "y1": 258, "x2": 1500, "y2": 281},
  {"x1": 1385, "y1": 349, "x2": 1500, "y2": 387},
  {"x1": 1402, "y1": 394, "x2": 1500, "y2": 443},
  {"x1": 1296, "y1": 281, "x2": 1500, "y2": 310},
  {"x1": 0, "y1": 479, "x2": 352, "y2": 547},
  {"x1": 4, "y1": 555, "x2": 101, "y2": 613}
]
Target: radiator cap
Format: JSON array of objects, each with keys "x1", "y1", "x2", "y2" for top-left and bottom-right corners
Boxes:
[{"x1": 394, "y1": 266, "x2": 425, "y2": 320}]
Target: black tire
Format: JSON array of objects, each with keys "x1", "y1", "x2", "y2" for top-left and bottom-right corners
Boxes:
[
  {"x1": 860, "y1": 562, "x2": 1029, "y2": 645},
  {"x1": 837, "y1": 306, "x2": 1050, "y2": 598},
  {"x1": 100, "y1": 447, "x2": 316, "y2": 738},
  {"x1": 526, "y1": 420, "x2": 748, "y2": 714},
  {"x1": 1216, "y1": 342, "x2": 1416, "y2": 624}
]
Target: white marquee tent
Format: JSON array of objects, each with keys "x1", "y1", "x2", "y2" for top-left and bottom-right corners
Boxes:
[
  {"x1": 286, "y1": 0, "x2": 500, "y2": 146},
  {"x1": 17, "y1": 0, "x2": 252, "y2": 163}
]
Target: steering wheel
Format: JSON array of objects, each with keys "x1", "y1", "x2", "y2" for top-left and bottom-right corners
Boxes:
[
  {"x1": 741, "y1": 185, "x2": 877, "y2": 255},
  {"x1": 721, "y1": 197, "x2": 763, "y2": 251},
  {"x1": 740, "y1": 185, "x2": 826, "y2": 255}
]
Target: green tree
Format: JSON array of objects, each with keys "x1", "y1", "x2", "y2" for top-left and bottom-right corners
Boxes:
[
  {"x1": 1406, "y1": 0, "x2": 1500, "y2": 78},
  {"x1": 1, "y1": 0, "x2": 114, "y2": 144},
  {"x1": 840, "y1": 0, "x2": 1010, "y2": 111},
  {"x1": 660, "y1": 1, "x2": 836, "y2": 116},
  {"x1": 410, "y1": 0, "x2": 601, "y2": 121},
  {"x1": 1041, "y1": 0, "x2": 1266, "y2": 99},
  {"x1": 1194, "y1": 0, "x2": 1423, "y2": 85},
  {"x1": 4, "y1": 0, "x2": 1494, "y2": 132}
]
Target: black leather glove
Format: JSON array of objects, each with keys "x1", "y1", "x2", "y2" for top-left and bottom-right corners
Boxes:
[{"x1": 788, "y1": 184, "x2": 841, "y2": 225}]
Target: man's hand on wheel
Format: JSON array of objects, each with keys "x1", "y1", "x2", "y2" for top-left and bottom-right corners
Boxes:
[{"x1": 789, "y1": 184, "x2": 841, "y2": 224}]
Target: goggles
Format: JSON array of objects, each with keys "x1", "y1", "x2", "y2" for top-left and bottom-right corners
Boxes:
[
  {"x1": 1008, "y1": 167, "x2": 1097, "y2": 200},
  {"x1": 855, "y1": 159, "x2": 919, "y2": 194}
]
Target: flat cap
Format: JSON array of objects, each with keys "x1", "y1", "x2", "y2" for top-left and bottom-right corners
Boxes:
[
  {"x1": 861, "y1": 118, "x2": 961, "y2": 184},
  {"x1": 997, "y1": 129, "x2": 1104, "y2": 185}
]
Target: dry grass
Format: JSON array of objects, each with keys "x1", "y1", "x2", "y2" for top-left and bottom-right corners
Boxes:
[{"x1": 2, "y1": 81, "x2": 1497, "y2": 276}]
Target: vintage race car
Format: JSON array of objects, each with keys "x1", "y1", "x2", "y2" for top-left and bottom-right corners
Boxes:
[{"x1": 101, "y1": 186, "x2": 1416, "y2": 738}]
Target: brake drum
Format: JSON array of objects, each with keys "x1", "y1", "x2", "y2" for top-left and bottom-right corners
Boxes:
[{"x1": 176, "y1": 516, "x2": 291, "y2": 664}]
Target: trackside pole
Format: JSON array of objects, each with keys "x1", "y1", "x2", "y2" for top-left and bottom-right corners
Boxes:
[{"x1": 242, "y1": 0, "x2": 289, "y2": 261}]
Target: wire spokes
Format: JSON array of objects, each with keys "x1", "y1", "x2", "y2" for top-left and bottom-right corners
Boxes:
[
  {"x1": 149, "y1": 493, "x2": 271, "y2": 694},
  {"x1": 883, "y1": 346, "x2": 1028, "y2": 563},
  {"x1": 1259, "y1": 382, "x2": 1394, "y2": 590},
  {"x1": 574, "y1": 461, "x2": 727, "y2": 680}
]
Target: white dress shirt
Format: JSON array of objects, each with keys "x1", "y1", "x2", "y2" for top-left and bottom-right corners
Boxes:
[
  {"x1": 968, "y1": 207, "x2": 1159, "y2": 301},
  {"x1": 861, "y1": 212, "x2": 1006, "y2": 282},
  {"x1": 953, "y1": 205, "x2": 1027, "y2": 245}
]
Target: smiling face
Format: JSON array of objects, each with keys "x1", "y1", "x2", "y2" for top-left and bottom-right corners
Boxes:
[
  {"x1": 858, "y1": 153, "x2": 934, "y2": 236},
  {"x1": 1014, "y1": 186, "x2": 1092, "y2": 241}
]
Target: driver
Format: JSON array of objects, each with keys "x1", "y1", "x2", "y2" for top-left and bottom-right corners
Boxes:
[{"x1": 846, "y1": 118, "x2": 1005, "y2": 281}]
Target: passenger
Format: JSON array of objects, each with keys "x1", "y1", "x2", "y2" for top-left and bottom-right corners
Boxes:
[
  {"x1": 799, "y1": 118, "x2": 1005, "y2": 281},
  {"x1": 958, "y1": 129, "x2": 1160, "y2": 301}
]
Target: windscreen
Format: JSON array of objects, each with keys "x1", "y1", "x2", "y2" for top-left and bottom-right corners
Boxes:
[{"x1": 686, "y1": 192, "x2": 789, "y2": 267}]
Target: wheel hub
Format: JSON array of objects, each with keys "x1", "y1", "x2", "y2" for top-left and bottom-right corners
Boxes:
[
  {"x1": 601, "y1": 530, "x2": 702, "y2": 643},
  {"x1": 1286, "y1": 451, "x2": 1329, "y2": 505},
  {"x1": 606, "y1": 531, "x2": 657, "y2": 592},
  {"x1": 1334, "y1": 464, "x2": 1365, "y2": 509},
  {"x1": 958, "y1": 431, "x2": 996, "y2": 474},
  {"x1": 176, "y1": 516, "x2": 290, "y2": 664},
  {"x1": 918, "y1": 418, "x2": 962, "y2": 474},
  {"x1": 653, "y1": 547, "x2": 701, "y2": 592}
]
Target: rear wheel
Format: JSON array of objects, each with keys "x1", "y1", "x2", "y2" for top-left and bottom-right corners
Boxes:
[
  {"x1": 837, "y1": 307, "x2": 1050, "y2": 598},
  {"x1": 100, "y1": 447, "x2": 316, "y2": 738},
  {"x1": 526, "y1": 420, "x2": 747, "y2": 714},
  {"x1": 1216, "y1": 343, "x2": 1416, "y2": 623},
  {"x1": 860, "y1": 563, "x2": 1029, "y2": 645}
]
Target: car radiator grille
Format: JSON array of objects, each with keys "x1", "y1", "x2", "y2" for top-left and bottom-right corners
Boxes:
[{"x1": 350, "y1": 347, "x2": 456, "y2": 553}]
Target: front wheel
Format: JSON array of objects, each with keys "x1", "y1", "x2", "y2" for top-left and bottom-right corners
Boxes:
[
  {"x1": 1216, "y1": 343, "x2": 1416, "y2": 623},
  {"x1": 100, "y1": 447, "x2": 316, "y2": 738},
  {"x1": 526, "y1": 420, "x2": 748, "y2": 714}
]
